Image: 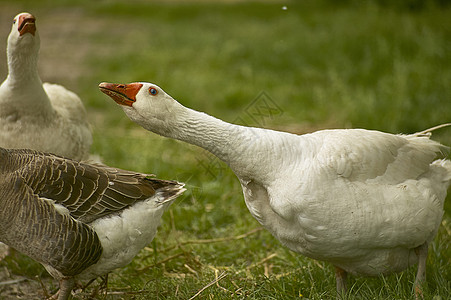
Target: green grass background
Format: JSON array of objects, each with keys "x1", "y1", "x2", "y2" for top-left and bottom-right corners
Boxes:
[{"x1": 0, "y1": 0, "x2": 450, "y2": 299}]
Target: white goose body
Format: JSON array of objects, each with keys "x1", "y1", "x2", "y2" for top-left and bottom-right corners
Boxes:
[
  {"x1": 100, "y1": 82, "x2": 450, "y2": 296},
  {"x1": 0, "y1": 12, "x2": 92, "y2": 160},
  {"x1": 69, "y1": 191, "x2": 173, "y2": 280},
  {"x1": 0, "y1": 147, "x2": 185, "y2": 299},
  {"x1": 237, "y1": 128, "x2": 447, "y2": 275}
]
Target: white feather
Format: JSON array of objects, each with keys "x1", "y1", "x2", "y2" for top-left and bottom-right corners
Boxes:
[
  {"x1": 0, "y1": 13, "x2": 92, "y2": 160},
  {"x1": 107, "y1": 81, "x2": 451, "y2": 278}
]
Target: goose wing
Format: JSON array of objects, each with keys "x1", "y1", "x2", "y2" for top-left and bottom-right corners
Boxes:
[
  {"x1": 12, "y1": 149, "x2": 176, "y2": 223},
  {"x1": 314, "y1": 129, "x2": 446, "y2": 183},
  {"x1": 0, "y1": 174, "x2": 102, "y2": 276}
]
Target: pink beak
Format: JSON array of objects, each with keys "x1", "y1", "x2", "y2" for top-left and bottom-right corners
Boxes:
[
  {"x1": 99, "y1": 82, "x2": 143, "y2": 107},
  {"x1": 17, "y1": 13, "x2": 36, "y2": 36}
]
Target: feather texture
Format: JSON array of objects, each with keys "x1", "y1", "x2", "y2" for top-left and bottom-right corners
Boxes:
[
  {"x1": 0, "y1": 12, "x2": 92, "y2": 160},
  {"x1": 100, "y1": 81, "x2": 451, "y2": 296},
  {"x1": 0, "y1": 147, "x2": 185, "y2": 299}
]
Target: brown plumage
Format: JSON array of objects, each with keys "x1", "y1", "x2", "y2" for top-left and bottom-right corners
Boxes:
[{"x1": 0, "y1": 147, "x2": 185, "y2": 299}]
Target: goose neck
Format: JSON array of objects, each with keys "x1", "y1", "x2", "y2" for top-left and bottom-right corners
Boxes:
[
  {"x1": 6, "y1": 48, "x2": 40, "y2": 85},
  {"x1": 172, "y1": 108, "x2": 250, "y2": 164}
]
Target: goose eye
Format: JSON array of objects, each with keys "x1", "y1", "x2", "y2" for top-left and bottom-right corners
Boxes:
[
  {"x1": 13, "y1": 19, "x2": 16, "y2": 24},
  {"x1": 149, "y1": 87, "x2": 158, "y2": 96}
]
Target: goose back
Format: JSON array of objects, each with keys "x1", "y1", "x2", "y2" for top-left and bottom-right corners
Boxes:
[{"x1": 0, "y1": 147, "x2": 183, "y2": 279}]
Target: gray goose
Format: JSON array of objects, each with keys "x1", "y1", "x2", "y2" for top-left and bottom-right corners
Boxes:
[{"x1": 0, "y1": 147, "x2": 185, "y2": 299}]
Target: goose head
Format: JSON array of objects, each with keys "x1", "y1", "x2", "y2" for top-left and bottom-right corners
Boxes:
[
  {"x1": 99, "y1": 82, "x2": 186, "y2": 137},
  {"x1": 8, "y1": 12, "x2": 39, "y2": 56}
]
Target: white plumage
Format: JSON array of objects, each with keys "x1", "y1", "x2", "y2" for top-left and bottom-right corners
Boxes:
[
  {"x1": 74, "y1": 190, "x2": 178, "y2": 280},
  {"x1": 100, "y1": 81, "x2": 451, "y2": 297},
  {"x1": 0, "y1": 12, "x2": 92, "y2": 160}
]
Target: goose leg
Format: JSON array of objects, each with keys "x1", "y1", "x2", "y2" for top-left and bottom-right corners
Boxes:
[
  {"x1": 57, "y1": 277, "x2": 75, "y2": 300},
  {"x1": 335, "y1": 266, "x2": 348, "y2": 298},
  {"x1": 414, "y1": 242, "x2": 428, "y2": 300},
  {"x1": 90, "y1": 274, "x2": 109, "y2": 298},
  {"x1": 101, "y1": 273, "x2": 109, "y2": 296}
]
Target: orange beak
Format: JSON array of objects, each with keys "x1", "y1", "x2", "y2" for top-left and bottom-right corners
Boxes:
[
  {"x1": 18, "y1": 13, "x2": 36, "y2": 36},
  {"x1": 99, "y1": 82, "x2": 143, "y2": 107}
]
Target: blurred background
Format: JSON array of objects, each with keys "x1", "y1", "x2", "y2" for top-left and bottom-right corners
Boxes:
[{"x1": 0, "y1": 0, "x2": 450, "y2": 299}]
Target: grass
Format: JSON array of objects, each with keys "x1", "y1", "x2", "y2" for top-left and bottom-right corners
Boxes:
[{"x1": 0, "y1": 0, "x2": 450, "y2": 299}]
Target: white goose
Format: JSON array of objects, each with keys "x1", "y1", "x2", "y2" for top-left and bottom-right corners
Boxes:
[
  {"x1": 100, "y1": 81, "x2": 451, "y2": 297},
  {"x1": 0, "y1": 147, "x2": 185, "y2": 300},
  {"x1": 0, "y1": 12, "x2": 92, "y2": 160}
]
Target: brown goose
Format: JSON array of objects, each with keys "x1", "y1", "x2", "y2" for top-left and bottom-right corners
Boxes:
[{"x1": 0, "y1": 147, "x2": 185, "y2": 299}]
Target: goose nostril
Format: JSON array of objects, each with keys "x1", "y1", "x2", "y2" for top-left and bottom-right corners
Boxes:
[{"x1": 117, "y1": 84, "x2": 126, "y2": 89}]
